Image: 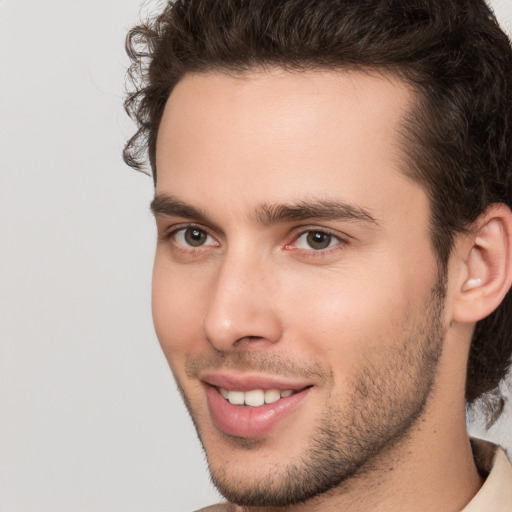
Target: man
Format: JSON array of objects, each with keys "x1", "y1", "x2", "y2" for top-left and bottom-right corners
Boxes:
[{"x1": 124, "y1": 1, "x2": 512, "y2": 510}]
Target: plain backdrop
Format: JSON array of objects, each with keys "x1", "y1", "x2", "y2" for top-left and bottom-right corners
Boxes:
[{"x1": 0, "y1": 1, "x2": 511, "y2": 511}]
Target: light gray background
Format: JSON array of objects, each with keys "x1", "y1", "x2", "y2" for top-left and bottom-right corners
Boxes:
[{"x1": 0, "y1": 1, "x2": 511, "y2": 511}]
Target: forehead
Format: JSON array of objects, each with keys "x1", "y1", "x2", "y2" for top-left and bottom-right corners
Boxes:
[{"x1": 155, "y1": 68, "x2": 422, "y2": 221}]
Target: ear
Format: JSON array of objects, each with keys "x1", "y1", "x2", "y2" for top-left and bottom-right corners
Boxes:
[{"x1": 452, "y1": 204, "x2": 512, "y2": 323}]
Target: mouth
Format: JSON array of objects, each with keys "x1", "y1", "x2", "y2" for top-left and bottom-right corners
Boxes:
[
  {"x1": 201, "y1": 374, "x2": 314, "y2": 438},
  {"x1": 218, "y1": 387, "x2": 297, "y2": 407}
]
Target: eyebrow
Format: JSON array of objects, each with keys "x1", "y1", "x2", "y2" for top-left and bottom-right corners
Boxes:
[
  {"x1": 151, "y1": 194, "x2": 379, "y2": 227},
  {"x1": 151, "y1": 194, "x2": 209, "y2": 222},
  {"x1": 255, "y1": 199, "x2": 379, "y2": 226}
]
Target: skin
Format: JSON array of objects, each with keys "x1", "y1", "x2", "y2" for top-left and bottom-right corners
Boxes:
[{"x1": 152, "y1": 69, "x2": 485, "y2": 511}]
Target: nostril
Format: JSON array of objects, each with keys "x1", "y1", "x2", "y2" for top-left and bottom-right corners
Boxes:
[{"x1": 203, "y1": 312, "x2": 282, "y2": 351}]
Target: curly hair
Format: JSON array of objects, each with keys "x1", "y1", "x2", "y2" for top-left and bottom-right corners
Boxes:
[{"x1": 124, "y1": 0, "x2": 512, "y2": 424}]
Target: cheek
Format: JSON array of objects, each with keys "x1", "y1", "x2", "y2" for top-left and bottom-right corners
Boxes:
[
  {"x1": 151, "y1": 255, "x2": 210, "y2": 361},
  {"x1": 280, "y1": 258, "x2": 432, "y2": 368}
]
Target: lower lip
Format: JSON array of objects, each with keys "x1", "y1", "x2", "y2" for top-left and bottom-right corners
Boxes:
[{"x1": 204, "y1": 385, "x2": 312, "y2": 438}]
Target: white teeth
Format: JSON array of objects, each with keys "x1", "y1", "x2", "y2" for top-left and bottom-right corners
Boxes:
[
  {"x1": 244, "y1": 389, "x2": 265, "y2": 407},
  {"x1": 227, "y1": 390, "x2": 245, "y2": 405},
  {"x1": 219, "y1": 388, "x2": 295, "y2": 406},
  {"x1": 264, "y1": 389, "x2": 281, "y2": 404}
]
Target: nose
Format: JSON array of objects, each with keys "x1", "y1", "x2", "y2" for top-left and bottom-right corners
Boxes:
[{"x1": 202, "y1": 252, "x2": 282, "y2": 351}]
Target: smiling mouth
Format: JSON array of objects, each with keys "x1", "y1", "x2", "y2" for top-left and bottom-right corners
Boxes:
[
  {"x1": 218, "y1": 387, "x2": 299, "y2": 407},
  {"x1": 203, "y1": 382, "x2": 314, "y2": 437}
]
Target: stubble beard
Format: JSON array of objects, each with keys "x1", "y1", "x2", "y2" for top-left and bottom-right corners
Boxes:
[{"x1": 176, "y1": 278, "x2": 446, "y2": 508}]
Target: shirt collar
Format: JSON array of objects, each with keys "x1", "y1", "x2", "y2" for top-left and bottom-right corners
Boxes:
[{"x1": 462, "y1": 438, "x2": 512, "y2": 512}]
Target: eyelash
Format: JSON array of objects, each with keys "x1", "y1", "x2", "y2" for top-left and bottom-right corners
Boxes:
[{"x1": 162, "y1": 224, "x2": 347, "y2": 258}]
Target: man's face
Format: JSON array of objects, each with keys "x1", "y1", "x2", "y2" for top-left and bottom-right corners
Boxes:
[{"x1": 152, "y1": 69, "x2": 447, "y2": 506}]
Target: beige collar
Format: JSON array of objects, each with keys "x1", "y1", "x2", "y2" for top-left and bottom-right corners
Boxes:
[{"x1": 462, "y1": 438, "x2": 512, "y2": 512}]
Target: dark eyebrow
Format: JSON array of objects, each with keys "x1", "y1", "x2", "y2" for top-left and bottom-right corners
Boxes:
[
  {"x1": 151, "y1": 194, "x2": 379, "y2": 227},
  {"x1": 151, "y1": 194, "x2": 209, "y2": 222},
  {"x1": 255, "y1": 199, "x2": 379, "y2": 226}
]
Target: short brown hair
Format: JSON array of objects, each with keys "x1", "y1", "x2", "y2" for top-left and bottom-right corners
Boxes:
[{"x1": 124, "y1": 0, "x2": 512, "y2": 423}]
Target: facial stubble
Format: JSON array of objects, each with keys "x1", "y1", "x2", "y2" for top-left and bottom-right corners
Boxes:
[{"x1": 174, "y1": 278, "x2": 446, "y2": 508}]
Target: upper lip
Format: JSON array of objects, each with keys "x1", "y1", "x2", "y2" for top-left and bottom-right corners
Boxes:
[{"x1": 201, "y1": 371, "x2": 313, "y2": 392}]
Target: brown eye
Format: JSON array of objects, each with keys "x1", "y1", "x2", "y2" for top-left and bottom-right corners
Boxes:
[
  {"x1": 305, "y1": 231, "x2": 333, "y2": 250},
  {"x1": 184, "y1": 228, "x2": 208, "y2": 246},
  {"x1": 174, "y1": 227, "x2": 215, "y2": 248},
  {"x1": 291, "y1": 229, "x2": 343, "y2": 252}
]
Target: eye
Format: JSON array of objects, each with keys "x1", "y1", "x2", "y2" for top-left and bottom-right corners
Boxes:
[
  {"x1": 173, "y1": 226, "x2": 216, "y2": 248},
  {"x1": 294, "y1": 230, "x2": 341, "y2": 251}
]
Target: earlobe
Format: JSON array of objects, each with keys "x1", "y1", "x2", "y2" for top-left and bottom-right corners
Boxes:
[{"x1": 453, "y1": 204, "x2": 512, "y2": 324}]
